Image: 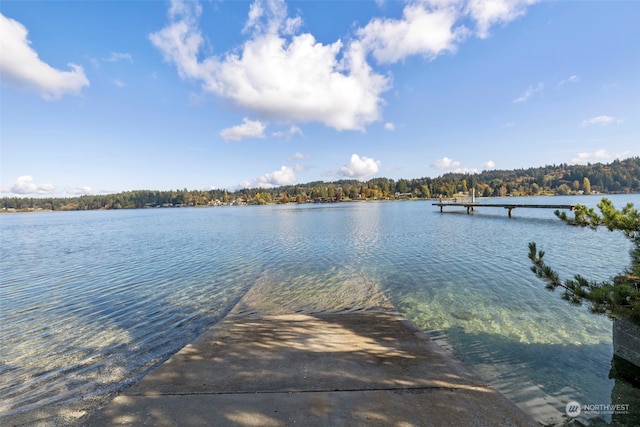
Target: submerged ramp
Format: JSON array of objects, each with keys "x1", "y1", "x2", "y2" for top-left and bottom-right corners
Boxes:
[{"x1": 83, "y1": 307, "x2": 538, "y2": 426}]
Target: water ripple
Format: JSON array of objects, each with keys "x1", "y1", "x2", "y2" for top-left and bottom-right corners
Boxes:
[{"x1": 1, "y1": 197, "x2": 639, "y2": 425}]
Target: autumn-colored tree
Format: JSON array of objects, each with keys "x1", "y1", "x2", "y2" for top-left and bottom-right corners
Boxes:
[{"x1": 583, "y1": 177, "x2": 592, "y2": 195}]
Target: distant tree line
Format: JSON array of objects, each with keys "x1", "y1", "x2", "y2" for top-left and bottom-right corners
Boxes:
[{"x1": 2, "y1": 157, "x2": 639, "y2": 212}]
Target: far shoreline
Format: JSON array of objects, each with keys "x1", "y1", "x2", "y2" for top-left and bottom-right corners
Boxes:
[{"x1": 2, "y1": 192, "x2": 639, "y2": 214}]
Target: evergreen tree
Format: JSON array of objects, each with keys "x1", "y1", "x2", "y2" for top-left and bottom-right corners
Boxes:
[
  {"x1": 2, "y1": 157, "x2": 639, "y2": 211},
  {"x1": 528, "y1": 198, "x2": 640, "y2": 324}
]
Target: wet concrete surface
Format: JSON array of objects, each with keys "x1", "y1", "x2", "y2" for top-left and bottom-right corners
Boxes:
[{"x1": 82, "y1": 311, "x2": 539, "y2": 426}]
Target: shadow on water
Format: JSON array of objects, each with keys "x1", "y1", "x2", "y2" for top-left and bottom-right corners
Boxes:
[{"x1": 429, "y1": 327, "x2": 640, "y2": 427}]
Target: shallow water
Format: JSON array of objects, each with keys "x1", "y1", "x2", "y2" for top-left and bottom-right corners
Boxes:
[{"x1": 1, "y1": 194, "x2": 639, "y2": 425}]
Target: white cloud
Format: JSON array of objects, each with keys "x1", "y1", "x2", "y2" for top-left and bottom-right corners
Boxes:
[
  {"x1": 483, "y1": 160, "x2": 496, "y2": 169},
  {"x1": 150, "y1": 0, "x2": 389, "y2": 131},
  {"x1": 220, "y1": 118, "x2": 267, "y2": 141},
  {"x1": 338, "y1": 154, "x2": 381, "y2": 179},
  {"x1": 465, "y1": 0, "x2": 537, "y2": 39},
  {"x1": 150, "y1": 0, "x2": 539, "y2": 131},
  {"x1": 103, "y1": 52, "x2": 133, "y2": 63},
  {"x1": 431, "y1": 156, "x2": 461, "y2": 169},
  {"x1": 256, "y1": 165, "x2": 297, "y2": 187},
  {"x1": 357, "y1": 0, "x2": 537, "y2": 63},
  {"x1": 384, "y1": 122, "x2": 395, "y2": 131},
  {"x1": 430, "y1": 157, "x2": 479, "y2": 173},
  {"x1": 571, "y1": 150, "x2": 630, "y2": 164},
  {"x1": 0, "y1": 13, "x2": 89, "y2": 99},
  {"x1": 558, "y1": 74, "x2": 579, "y2": 86},
  {"x1": 581, "y1": 115, "x2": 622, "y2": 127},
  {"x1": 287, "y1": 151, "x2": 308, "y2": 161},
  {"x1": 272, "y1": 125, "x2": 303, "y2": 140},
  {"x1": 357, "y1": 2, "x2": 469, "y2": 64},
  {"x1": 69, "y1": 186, "x2": 92, "y2": 195},
  {"x1": 243, "y1": 0, "x2": 301, "y2": 36},
  {"x1": 113, "y1": 79, "x2": 125, "y2": 88},
  {"x1": 7, "y1": 176, "x2": 56, "y2": 195},
  {"x1": 513, "y1": 82, "x2": 543, "y2": 103}
]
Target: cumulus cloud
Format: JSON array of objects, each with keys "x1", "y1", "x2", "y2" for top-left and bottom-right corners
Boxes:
[
  {"x1": 384, "y1": 122, "x2": 395, "y2": 131},
  {"x1": 572, "y1": 149, "x2": 630, "y2": 164},
  {"x1": 430, "y1": 157, "x2": 479, "y2": 173},
  {"x1": 465, "y1": 0, "x2": 537, "y2": 39},
  {"x1": 357, "y1": 0, "x2": 537, "y2": 65},
  {"x1": 483, "y1": 160, "x2": 496, "y2": 169},
  {"x1": 150, "y1": 0, "x2": 389, "y2": 131},
  {"x1": 357, "y1": 2, "x2": 469, "y2": 64},
  {"x1": 513, "y1": 82, "x2": 543, "y2": 103},
  {"x1": 0, "y1": 13, "x2": 89, "y2": 99},
  {"x1": 431, "y1": 156, "x2": 461, "y2": 170},
  {"x1": 338, "y1": 154, "x2": 381, "y2": 179},
  {"x1": 243, "y1": 0, "x2": 302, "y2": 36},
  {"x1": 149, "y1": 0, "x2": 539, "y2": 131},
  {"x1": 272, "y1": 125, "x2": 303, "y2": 140},
  {"x1": 220, "y1": 118, "x2": 267, "y2": 141},
  {"x1": 69, "y1": 186, "x2": 92, "y2": 195},
  {"x1": 7, "y1": 176, "x2": 56, "y2": 195},
  {"x1": 256, "y1": 165, "x2": 297, "y2": 187},
  {"x1": 581, "y1": 115, "x2": 622, "y2": 127}
]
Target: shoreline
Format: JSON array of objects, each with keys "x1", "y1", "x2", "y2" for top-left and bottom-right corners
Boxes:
[{"x1": 2, "y1": 192, "x2": 631, "y2": 215}]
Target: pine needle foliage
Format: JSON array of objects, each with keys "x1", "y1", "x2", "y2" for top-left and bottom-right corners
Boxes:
[{"x1": 528, "y1": 198, "x2": 640, "y2": 324}]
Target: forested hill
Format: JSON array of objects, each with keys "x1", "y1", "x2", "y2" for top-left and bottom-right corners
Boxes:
[{"x1": 3, "y1": 157, "x2": 639, "y2": 211}]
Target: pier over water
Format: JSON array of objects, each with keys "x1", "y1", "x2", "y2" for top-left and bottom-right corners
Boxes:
[{"x1": 433, "y1": 201, "x2": 576, "y2": 217}]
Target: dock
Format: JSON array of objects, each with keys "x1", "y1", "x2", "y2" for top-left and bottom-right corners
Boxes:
[
  {"x1": 433, "y1": 201, "x2": 575, "y2": 217},
  {"x1": 81, "y1": 307, "x2": 539, "y2": 426}
]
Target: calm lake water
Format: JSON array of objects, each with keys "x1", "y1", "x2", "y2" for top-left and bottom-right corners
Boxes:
[{"x1": 1, "y1": 194, "x2": 640, "y2": 425}]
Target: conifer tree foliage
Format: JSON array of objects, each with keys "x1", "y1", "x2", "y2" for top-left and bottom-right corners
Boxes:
[{"x1": 529, "y1": 198, "x2": 640, "y2": 324}]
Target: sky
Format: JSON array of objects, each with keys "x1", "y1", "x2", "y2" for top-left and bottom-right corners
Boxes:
[{"x1": 1, "y1": 0, "x2": 639, "y2": 197}]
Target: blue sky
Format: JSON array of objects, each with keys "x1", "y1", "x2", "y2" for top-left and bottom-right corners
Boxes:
[{"x1": 1, "y1": 0, "x2": 638, "y2": 197}]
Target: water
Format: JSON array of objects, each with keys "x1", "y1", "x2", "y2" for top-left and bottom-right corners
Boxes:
[{"x1": 1, "y1": 194, "x2": 639, "y2": 425}]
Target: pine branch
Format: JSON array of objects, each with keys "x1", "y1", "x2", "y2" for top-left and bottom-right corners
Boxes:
[
  {"x1": 530, "y1": 198, "x2": 640, "y2": 323},
  {"x1": 528, "y1": 241, "x2": 621, "y2": 316}
]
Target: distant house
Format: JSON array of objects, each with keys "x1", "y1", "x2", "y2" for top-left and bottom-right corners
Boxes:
[{"x1": 395, "y1": 192, "x2": 412, "y2": 199}]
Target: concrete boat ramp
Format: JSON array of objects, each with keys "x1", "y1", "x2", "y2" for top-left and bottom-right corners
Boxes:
[{"x1": 83, "y1": 307, "x2": 539, "y2": 426}]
